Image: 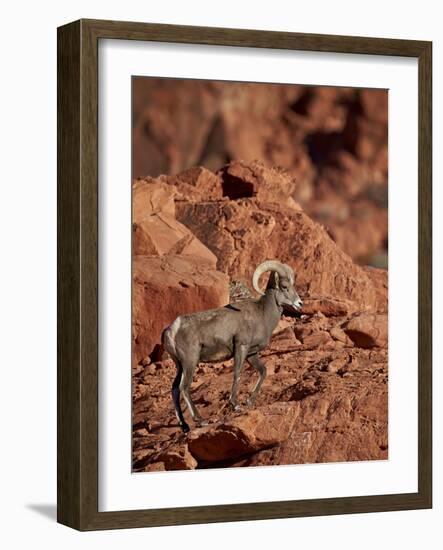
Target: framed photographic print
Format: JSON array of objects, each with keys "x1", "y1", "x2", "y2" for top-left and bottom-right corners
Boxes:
[{"x1": 57, "y1": 19, "x2": 432, "y2": 530}]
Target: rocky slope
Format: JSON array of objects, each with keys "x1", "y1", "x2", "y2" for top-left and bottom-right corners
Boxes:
[
  {"x1": 133, "y1": 80, "x2": 388, "y2": 265},
  {"x1": 132, "y1": 161, "x2": 388, "y2": 472},
  {"x1": 133, "y1": 311, "x2": 388, "y2": 471}
]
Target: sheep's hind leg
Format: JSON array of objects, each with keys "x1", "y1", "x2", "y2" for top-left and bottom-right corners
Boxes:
[
  {"x1": 180, "y1": 360, "x2": 208, "y2": 427},
  {"x1": 246, "y1": 353, "x2": 267, "y2": 407},
  {"x1": 171, "y1": 360, "x2": 190, "y2": 433}
]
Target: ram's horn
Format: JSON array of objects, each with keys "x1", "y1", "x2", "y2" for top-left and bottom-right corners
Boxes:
[{"x1": 252, "y1": 260, "x2": 294, "y2": 295}]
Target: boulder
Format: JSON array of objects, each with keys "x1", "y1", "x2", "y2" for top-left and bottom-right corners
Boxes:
[
  {"x1": 133, "y1": 213, "x2": 217, "y2": 267},
  {"x1": 329, "y1": 325, "x2": 354, "y2": 346},
  {"x1": 343, "y1": 313, "x2": 388, "y2": 348},
  {"x1": 176, "y1": 198, "x2": 384, "y2": 312},
  {"x1": 132, "y1": 255, "x2": 229, "y2": 363},
  {"x1": 144, "y1": 462, "x2": 166, "y2": 472},
  {"x1": 132, "y1": 180, "x2": 218, "y2": 265},
  {"x1": 301, "y1": 331, "x2": 336, "y2": 350},
  {"x1": 132, "y1": 179, "x2": 176, "y2": 222},
  {"x1": 133, "y1": 448, "x2": 156, "y2": 469},
  {"x1": 167, "y1": 166, "x2": 224, "y2": 201},
  {"x1": 218, "y1": 160, "x2": 299, "y2": 208},
  {"x1": 187, "y1": 403, "x2": 298, "y2": 463},
  {"x1": 137, "y1": 167, "x2": 225, "y2": 204},
  {"x1": 301, "y1": 296, "x2": 357, "y2": 317},
  {"x1": 326, "y1": 355, "x2": 350, "y2": 373},
  {"x1": 157, "y1": 443, "x2": 198, "y2": 470}
]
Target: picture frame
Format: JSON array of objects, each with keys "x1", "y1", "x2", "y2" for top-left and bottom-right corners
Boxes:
[{"x1": 57, "y1": 18, "x2": 432, "y2": 530}]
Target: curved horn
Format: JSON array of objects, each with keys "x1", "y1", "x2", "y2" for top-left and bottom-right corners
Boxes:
[{"x1": 252, "y1": 260, "x2": 294, "y2": 295}]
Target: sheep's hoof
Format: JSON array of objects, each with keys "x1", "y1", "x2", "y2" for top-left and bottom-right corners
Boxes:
[
  {"x1": 246, "y1": 398, "x2": 256, "y2": 408},
  {"x1": 196, "y1": 418, "x2": 209, "y2": 427},
  {"x1": 181, "y1": 423, "x2": 190, "y2": 433},
  {"x1": 229, "y1": 401, "x2": 242, "y2": 412}
]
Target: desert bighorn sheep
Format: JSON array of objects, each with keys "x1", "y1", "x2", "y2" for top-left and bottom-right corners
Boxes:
[{"x1": 162, "y1": 260, "x2": 303, "y2": 432}]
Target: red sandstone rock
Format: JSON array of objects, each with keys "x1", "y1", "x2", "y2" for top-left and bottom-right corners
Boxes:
[
  {"x1": 133, "y1": 179, "x2": 176, "y2": 222},
  {"x1": 326, "y1": 355, "x2": 349, "y2": 373},
  {"x1": 133, "y1": 214, "x2": 217, "y2": 267},
  {"x1": 132, "y1": 315, "x2": 388, "y2": 471},
  {"x1": 309, "y1": 193, "x2": 388, "y2": 263},
  {"x1": 133, "y1": 349, "x2": 388, "y2": 470},
  {"x1": 187, "y1": 403, "x2": 298, "y2": 463},
  {"x1": 167, "y1": 166, "x2": 224, "y2": 201},
  {"x1": 132, "y1": 81, "x2": 388, "y2": 264},
  {"x1": 132, "y1": 255, "x2": 229, "y2": 363},
  {"x1": 137, "y1": 167, "x2": 225, "y2": 204},
  {"x1": 132, "y1": 179, "x2": 218, "y2": 264},
  {"x1": 144, "y1": 462, "x2": 166, "y2": 472},
  {"x1": 129, "y1": 153, "x2": 389, "y2": 470},
  {"x1": 218, "y1": 160, "x2": 300, "y2": 209},
  {"x1": 133, "y1": 448, "x2": 156, "y2": 469},
  {"x1": 301, "y1": 296, "x2": 357, "y2": 317},
  {"x1": 157, "y1": 443, "x2": 198, "y2": 470},
  {"x1": 329, "y1": 325, "x2": 354, "y2": 346},
  {"x1": 343, "y1": 89, "x2": 388, "y2": 162},
  {"x1": 301, "y1": 331, "x2": 336, "y2": 350},
  {"x1": 364, "y1": 267, "x2": 388, "y2": 313},
  {"x1": 343, "y1": 313, "x2": 388, "y2": 348},
  {"x1": 132, "y1": 78, "x2": 220, "y2": 177},
  {"x1": 175, "y1": 198, "x2": 385, "y2": 312},
  {"x1": 213, "y1": 83, "x2": 313, "y2": 178}
]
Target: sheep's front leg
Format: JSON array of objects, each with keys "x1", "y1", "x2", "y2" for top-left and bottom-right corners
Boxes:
[{"x1": 229, "y1": 342, "x2": 248, "y2": 411}]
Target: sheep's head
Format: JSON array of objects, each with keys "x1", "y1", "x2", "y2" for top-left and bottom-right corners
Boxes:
[{"x1": 252, "y1": 260, "x2": 303, "y2": 313}]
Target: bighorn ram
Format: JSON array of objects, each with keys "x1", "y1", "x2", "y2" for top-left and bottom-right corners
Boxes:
[{"x1": 162, "y1": 260, "x2": 303, "y2": 432}]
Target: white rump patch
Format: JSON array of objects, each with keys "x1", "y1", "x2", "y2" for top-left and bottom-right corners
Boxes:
[{"x1": 164, "y1": 317, "x2": 181, "y2": 357}]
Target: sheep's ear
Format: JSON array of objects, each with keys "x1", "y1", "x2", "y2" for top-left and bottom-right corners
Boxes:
[{"x1": 266, "y1": 271, "x2": 279, "y2": 289}]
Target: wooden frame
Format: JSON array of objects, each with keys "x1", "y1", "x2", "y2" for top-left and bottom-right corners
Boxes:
[{"x1": 57, "y1": 18, "x2": 432, "y2": 531}]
